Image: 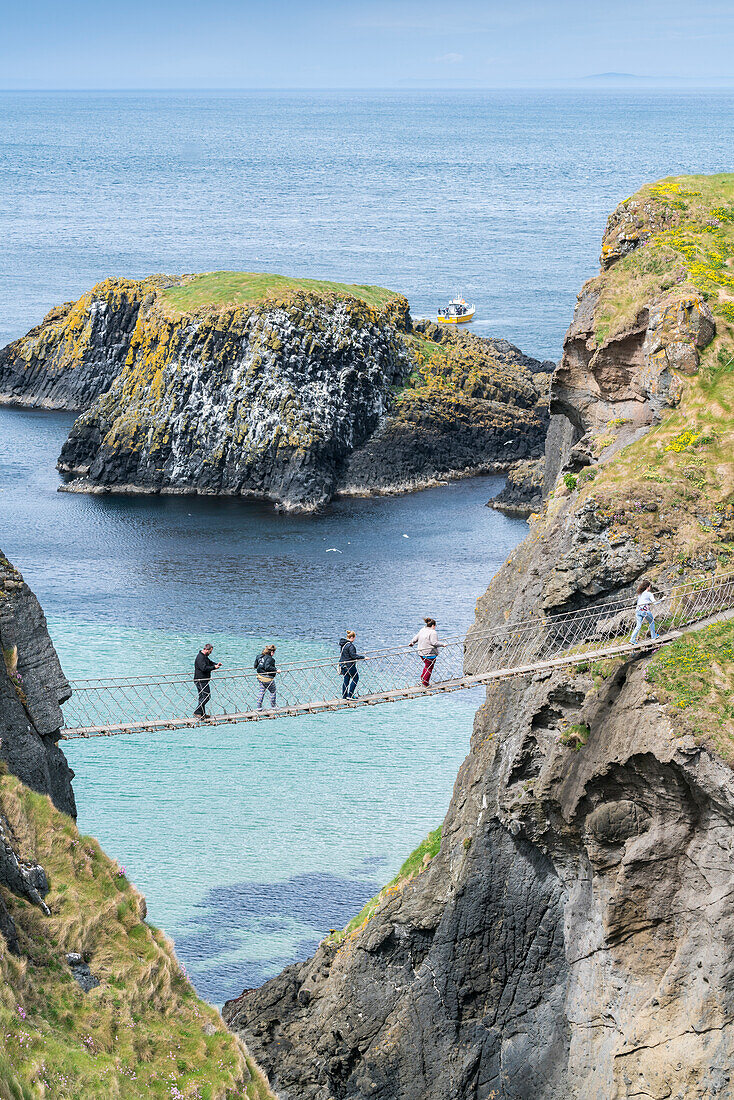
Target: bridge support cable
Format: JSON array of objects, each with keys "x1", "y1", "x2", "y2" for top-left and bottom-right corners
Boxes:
[{"x1": 60, "y1": 570, "x2": 734, "y2": 739}]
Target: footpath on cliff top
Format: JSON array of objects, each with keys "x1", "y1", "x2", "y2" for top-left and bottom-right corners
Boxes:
[
  {"x1": 0, "y1": 272, "x2": 552, "y2": 512},
  {"x1": 224, "y1": 175, "x2": 734, "y2": 1100}
]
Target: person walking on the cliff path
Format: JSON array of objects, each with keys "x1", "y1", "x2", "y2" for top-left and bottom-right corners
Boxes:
[
  {"x1": 339, "y1": 631, "x2": 364, "y2": 699},
  {"x1": 409, "y1": 617, "x2": 445, "y2": 686},
  {"x1": 630, "y1": 580, "x2": 659, "y2": 644},
  {"x1": 255, "y1": 645, "x2": 278, "y2": 710},
  {"x1": 194, "y1": 643, "x2": 221, "y2": 719}
]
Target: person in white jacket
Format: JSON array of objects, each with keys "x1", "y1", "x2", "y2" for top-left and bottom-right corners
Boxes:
[
  {"x1": 630, "y1": 579, "x2": 658, "y2": 643},
  {"x1": 409, "y1": 617, "x2": 445, "y2": 685}
]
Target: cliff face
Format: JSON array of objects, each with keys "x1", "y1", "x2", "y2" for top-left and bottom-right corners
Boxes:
[
  {"x1": 0, "y1": 278, "x2": 165, "y2": 410},
  {"x1": 0, "y1": 272, "x2": 549, "y2": 512},
  {"x1": 226, "y1": 662, "x2": 734, "y2": 1100},
  {"x1": 224, "y1": 175, "x2": 734, "y2": 1098},
  {"x1": 340, "y1": 322, "x2": 549, "y2": 495},
  {"x1": 546, "y1": 178, "x2": 720, "y2": 492},
  {"x1": 0, "y1": 550, "x2": 75, "y2": 819},
  {"x1": 56, "y1": 288, "x2": 411, "y2": 511}
]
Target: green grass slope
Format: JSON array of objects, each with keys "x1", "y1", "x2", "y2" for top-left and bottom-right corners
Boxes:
[
  {"x1": 161, "y1": 271, "x2": 398, "y2": 313},
  {"x1": 0, "y1": 771, "x2": 273, "y2": 1100},
  {"x1": 595, "y1": 173, "x2": 734, "y2": 343},
  {"x1": 646, "y1": 618, "x2": 734, "y2": 762}
]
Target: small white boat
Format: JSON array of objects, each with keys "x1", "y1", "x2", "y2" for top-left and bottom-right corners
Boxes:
[{"x1": 437, "y1": 296, "x2": 476, "y2": 324}]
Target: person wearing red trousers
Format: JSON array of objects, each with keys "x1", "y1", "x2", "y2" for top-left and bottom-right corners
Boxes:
[{"x1": 408, "y1": 617, "x2": 445, "y2": 685}]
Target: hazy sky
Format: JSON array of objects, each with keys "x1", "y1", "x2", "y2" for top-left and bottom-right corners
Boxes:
[{"x1": 2, "y1": 0, "x2": 733, "y2": 89}]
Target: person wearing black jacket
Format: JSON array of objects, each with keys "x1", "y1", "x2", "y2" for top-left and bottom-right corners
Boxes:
[
  {"x1": 255, "y1": 645, "x2": 278, "y2": 710},
  {"x1": 194, "y1": 643, "x2": 221, "y2": 719},
  {"x1": 339, "y1": 631, "x2": 364, "y2": 699}
]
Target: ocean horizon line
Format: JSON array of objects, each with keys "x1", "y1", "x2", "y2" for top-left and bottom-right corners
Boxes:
[{"x1": 2, "y1": 82, "x2": 734, "y2": 94}]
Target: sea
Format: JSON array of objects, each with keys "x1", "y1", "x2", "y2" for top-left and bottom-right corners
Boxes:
[{"x1": 1, "y1": 89, "x2": 732, "y2": 1003}]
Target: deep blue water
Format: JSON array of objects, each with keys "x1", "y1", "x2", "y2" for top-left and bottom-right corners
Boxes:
[
  {"x1": 0, "y1": 406, "x2": 520, "y2": 643},
  {"x1": 2, "y1": 90, "x2": 734, "y2": 356},
  {"x1": 1, "y1": 90, "x2": 733, "y2": 1004}
]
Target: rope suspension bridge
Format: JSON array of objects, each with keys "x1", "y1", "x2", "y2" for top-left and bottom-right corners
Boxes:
[{"x1": 60, "y1": 571, "x2": 734, "y2": 740}]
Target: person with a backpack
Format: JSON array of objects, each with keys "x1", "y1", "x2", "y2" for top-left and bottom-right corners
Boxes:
[
  {"x1": 339, "y1": 631, "x2": 364, "y2": 699},
  {"x1": 630, "y1": 580, "x2": 659, "y2": 643},
  {"x1": 254, "y1": 645, "x2": 278, "y2": 710},
  {"x1": 408, "y1": 617, "x2": 445, "y2": 686}
]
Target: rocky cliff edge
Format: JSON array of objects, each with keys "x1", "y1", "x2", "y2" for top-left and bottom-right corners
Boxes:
[
  {"x1": 224, "y1": 175, "x2": 734, "y2": 1099},
  {"x1": 0, "y1": 549, "x2": 75, "y2": 818}
]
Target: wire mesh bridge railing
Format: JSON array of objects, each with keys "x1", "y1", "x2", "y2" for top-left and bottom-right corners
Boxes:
[{"x1": 60, "y1": 570, "x2": 734, "y2": 739}]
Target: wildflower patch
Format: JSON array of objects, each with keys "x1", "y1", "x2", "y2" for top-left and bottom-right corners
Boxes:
[{"x1": 665, "y1": 429, "x2": 701, "y2": 453}]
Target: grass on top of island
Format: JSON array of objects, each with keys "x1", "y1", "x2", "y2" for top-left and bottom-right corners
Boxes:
[{"x1": 161, "y1": 271, "x2": 399, "y2": 312}]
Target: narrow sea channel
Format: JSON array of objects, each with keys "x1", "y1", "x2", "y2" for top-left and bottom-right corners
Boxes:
[{"x1": 3, "y1": 405, "x2": 527, "y2": 1003}]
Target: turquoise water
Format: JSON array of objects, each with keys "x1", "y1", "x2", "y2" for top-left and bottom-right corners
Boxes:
[
  {"x1": 54, "y1": 619, "x2": 483, "y2": 1003},
  {"x1": 1, "y1": 406, "x2": 516, "y2": 1003}
]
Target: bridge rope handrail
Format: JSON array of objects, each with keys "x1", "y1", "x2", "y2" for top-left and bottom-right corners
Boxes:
[
  {"x1": 64, "y1": 570, "x2": 726, "y2": 688},
  {"x1": 59, "y1": 568, "x2": 734, "y2": 736}
]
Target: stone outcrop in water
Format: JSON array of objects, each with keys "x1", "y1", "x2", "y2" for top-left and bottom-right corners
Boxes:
[
  {"x1": 56, "y1": 286, "x2": 410, "y2": 511},
  {"x1": 223, "y1": 175, "x2": 734, "y2": 1098},
  {"x1": 0, "y1": 273, "x2": 550, "y2": 512},
  {"x1": 487, "y1": 457, "x2": 544, "y2": 517},
  {"x1": 339, "y1": 321, "x2": 550, "y2": 497}
]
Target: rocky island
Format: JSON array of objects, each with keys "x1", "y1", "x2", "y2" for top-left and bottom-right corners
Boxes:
[
  {"x1": 0, "y1": 273, "x2": 551, "y2": 512},
  {"x1": 223, "y1": 175, "x2": 734, "y2": 1097}
]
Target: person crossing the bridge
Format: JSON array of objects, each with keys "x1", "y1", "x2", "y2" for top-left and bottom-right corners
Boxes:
[
  {"x1": 255, "y1": 645, "x2": 278, "y2": 710},
  {"x1": 194, "y1": 643, "x2": 221, "y2": 719},
  {"x1": 409, "y1": 617, "x2": 445, "y2": 686},
  {"x1": 339, "y1": 631, "x2": 364, "y2": 698},
  {"x1": 630, "y1": 579, "x2": 659, "y2": 644}
]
